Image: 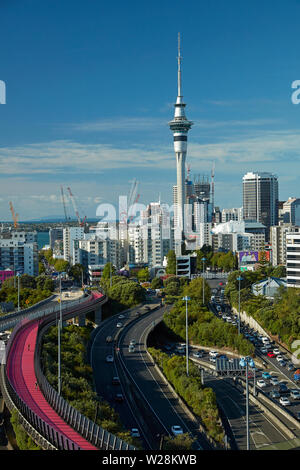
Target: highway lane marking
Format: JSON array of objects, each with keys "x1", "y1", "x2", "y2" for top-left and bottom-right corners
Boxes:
[{"x1": 135, "y1": 322, "x2": 201, "y2": 437}]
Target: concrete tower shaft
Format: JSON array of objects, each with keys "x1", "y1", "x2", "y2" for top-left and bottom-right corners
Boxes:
[{"x1": 169, "y1": 33, "x2": 193, "y2": 231}]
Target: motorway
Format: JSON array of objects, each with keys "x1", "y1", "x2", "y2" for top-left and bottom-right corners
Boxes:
[{"x1": 90, "y1": 301, "x2": 212, "y2": 450}]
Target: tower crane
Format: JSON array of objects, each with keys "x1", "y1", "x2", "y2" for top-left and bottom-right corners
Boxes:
[
  {"x1": 9, "y1": 202, "x2": 19, "y2": 228},
  {"x1": 60, "y1": 185, "x2": 69, "y2": 222},
  {"x1": 66, "y1": 187, "x2": 87, "y2": 226}
]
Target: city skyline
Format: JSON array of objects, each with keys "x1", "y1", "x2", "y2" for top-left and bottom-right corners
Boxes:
[{"x1": 1, "y1": 1, "x2": 300, "y2": 219}]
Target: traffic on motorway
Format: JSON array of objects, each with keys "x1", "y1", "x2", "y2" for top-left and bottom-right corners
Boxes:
[{"x1": 208, "y1": 286, "x2": 300, "y2": 422}]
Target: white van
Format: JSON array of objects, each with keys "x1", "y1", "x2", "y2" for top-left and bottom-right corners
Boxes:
[{"x1": 262, "y1": 337, "x2": 270, "y2": 345}]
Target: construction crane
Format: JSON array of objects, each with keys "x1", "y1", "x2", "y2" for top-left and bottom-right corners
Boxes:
[
  {"x1": 127, "y1": 178, "x2": 140, "y2": 224},
  {"x1": 9, "y1": 201, "x2": 19, "y2": 228},
  {"x1": 60, "y1": 186, "x2": 69, "y2": 222},
  {"x1": 66, "y1": 187, "x2": 87, "y2": 227}
]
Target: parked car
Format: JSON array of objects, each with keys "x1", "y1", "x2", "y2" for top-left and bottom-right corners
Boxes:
[
  {"x1": 276, "y1": 355, "x2": 284, "y2": 362},
  {"x1": 209, "y1": 350, "x2": 218, "y2": 357},
  {"x1": 287, "y1": 363, "x2": 295, "y2": 371},
  {"x1": 267, "y1": 352, "x2": 275, "y2": 358},
  {"x1": 278, "y1": 360, "x2": 286, "y2": 367}
]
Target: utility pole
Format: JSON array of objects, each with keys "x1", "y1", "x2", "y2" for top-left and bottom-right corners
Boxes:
[{"x1": 202, "y1": 257, "x2": 206, "y2": 305}]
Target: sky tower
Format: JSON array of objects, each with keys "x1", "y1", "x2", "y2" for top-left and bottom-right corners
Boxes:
[{"x1": 169, "y1": 33, "x2": 193, "y2": 240}]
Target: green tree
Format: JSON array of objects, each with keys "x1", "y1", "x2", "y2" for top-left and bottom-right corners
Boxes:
[
  {"x1": 166, "y1": 250, "x2": 176, "y2": 275},
  {"x1": 102, "y1": 262, "x2": 116, "y2": 280},
  {"x1": 137, "y1": 267, "x2": 149, "y2": 282}
]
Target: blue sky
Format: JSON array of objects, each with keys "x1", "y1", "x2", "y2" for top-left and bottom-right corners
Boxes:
[{"x1": 1, "y1": 0, "x2": 300, "y2": 220}]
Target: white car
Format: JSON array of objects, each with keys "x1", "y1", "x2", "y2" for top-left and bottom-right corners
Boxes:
[
  {"x1": 273, "y1": 348, "x2": 281, "y2": 355},
  {"x1": 290, "y1": 390, "x2": 300, "y2": 400},
  {"x1": 257, "y1": 380, "x2": 266, "y2": 388},
  {"x1": 279, "y1": 397, "x2": 291, "y2": 406},
  {"x1": 270, "y1": 377, "x2": 279, "y2": 386},
  {"x1": 193, "y1": 351, "x2": 203, "y2": 358},
  {"x1": 130, "y1": 428, "x2": 140, "y2": 438},
  {"x1": 116, "y1": 322, "x2": 123, "y2": 328},
  {"x1": 171, "y1": 425, "x2": 183, "y2": 436},
  {"x1": 106, "y1": 355, "x2": 114, "y2": 363},
  {"x1": 209, "y1": 350, "x2": 219, "y2": 357},
  {"x1": 276, "y1": 355, "x2": 284, "y2": 362}
]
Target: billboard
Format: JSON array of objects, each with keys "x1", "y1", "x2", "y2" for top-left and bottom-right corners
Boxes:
[
  {"x1": 238, "y1": 250, "x2": 270, "y2": 265},
  {"x1": 239, "y1": 251, "x2": 259, "y2": 264}
]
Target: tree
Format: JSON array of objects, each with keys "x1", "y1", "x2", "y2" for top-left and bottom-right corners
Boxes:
[
  {"x1": 137, "y1": 268, "x2": 149, "y2": 283},
  {"x1": 151, "y1": 277, "x2": 162, "y2": 289},
  {"x1": 166, "y1": 250, "x2": 176, "y2": 275},
  {"x1": 102, "y1": 262, "x2": 116, "y2": 280},
  {"x1": 69, "y1": 264, "x2": 85, "y2": 282}
]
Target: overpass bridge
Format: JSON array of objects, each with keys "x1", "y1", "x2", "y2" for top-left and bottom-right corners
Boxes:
[{"x1": 0, "y1": 290, "x2": 135, "y2": 450}]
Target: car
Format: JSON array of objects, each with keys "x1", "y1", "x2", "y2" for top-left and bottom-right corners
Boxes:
[
  {"x1": 193, "y1": 351, "x2": 203, "y2": 358},
  {"x1": 116, "y1": 322, "x2": 123, "y2": 328},
  {"x1": 118, "y1": 314, "x2": 125, "y2": 319},
  {"x1": 279, "y1": 396, "x2": 291, "y2": 406},
  {"x1": 267, "y1": 352, "x2": 275, "y2": 358},
  {"x1": 296, "y1": 411, "x2": 300, "y2": 421},
  {"x1": 273, "y1": 348, "x2": 281, "y2": 355},
  {"x1": 278, "y1": 383, "x2": 289, "y2": 395},
  {"x1": 290, "y1": 389, "x2": 300, "y2": 399},
  {"x1": 115, "y1": 393, "x2": 125, "y2": 402},
  {"x1": 257, "y1": 379, "x2": 266, "y2": 388},
  {"x1": 262, "y1": 372, "x2": 272, "y2": 380},
  {"x1": 270, "y1": 377, "x2": 279, "y2": 386},
  {"x1": 209, "y1": 350, "x2": 218, "y2": 357},
  {"x1": 106, "y1": 336, "x2": 113, "y2": 343},
  {"x1": 219, "y1": 355, "x2": 228, "y2": 360},
  {"x1": 279, "y1": 360, "x2": 286, "y2": 367},
  {"x1": 287, "y1": 363, "x2": 295, "y2": 371},
  {"x1": 130, "y1": 339, "x2": 136, "y2": 345},
  {"x1": 106, "y1": 355, "x2": 114, "y2": 363},
  {"x1": 276, "y1": 355, "x2": 284, "y2": 362},
  {"x1": 260, "y1": 347, "x2": 268, "y2": 354},
  {"x1": 269, "y1": 389, "x2": 280, "y2": 398},
  {"x1": 171, "y1": 425, "x2": 183, "y2": 436},
  {"x1": 130, "y1": 428, "x2": 140, "y2": 438},
  {"x1": 128, "y1": 344, "x2": 135, "y2": 352},
  {"x1": 112, "y1": 376, "x2": 120, "y2": 385},
  {"x1": 209, "y1": 357, "x2": 217, "y2": 363}
]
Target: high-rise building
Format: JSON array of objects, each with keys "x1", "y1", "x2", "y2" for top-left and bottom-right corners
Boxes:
[
  {"x1": 169, "y1": 33, "x2": 193, "y2": 244},
  {"x1": 286, "y1": 228, "x2": 300, "y2": 288},
  {"x1": 243, "y1": 171, "x2": 278, "y2": 239},
  {"x1": 282, "y1": 197, "x2": 300, "y2": 225}
]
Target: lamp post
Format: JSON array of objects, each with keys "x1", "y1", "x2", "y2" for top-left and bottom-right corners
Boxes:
[
  {"x1": 237, "y1": 275, "x2": 243, "y2": 335},
  {"x1": 182, "y1": 296, "x2": 190, "y2": 376},
  {"x1": 58, "y1": 273, "x2": 62, "y2": 395},
  {"x1": 201, "y1": 257, "x2": 206, "y2": 305},
  {"x1": 239, "y1": 356, "x2": 255, "y2": 450},
  {"x1": 16, "y1": 273, "x2": 20, "y2": 312}
]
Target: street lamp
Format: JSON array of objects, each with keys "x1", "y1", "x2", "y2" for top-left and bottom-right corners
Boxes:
[
  {"x1": 182, "y1": 296, "x2": 190, "y2": 376},
  {"x1": 201, "y1": 257, "x2": 206, "y2": 305},
  {"x1": 237, "y1": 275, "x2": 243, "y2": 335},
  {"x1": 239, "y1": 356, "x2": 255, "y2": 450},
  {"x1": 16, "y1": 272, "x2": 20, "y2": 312},
  {"x1": 58, "y1": 273, "x2": 62, "y2": 395}
]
